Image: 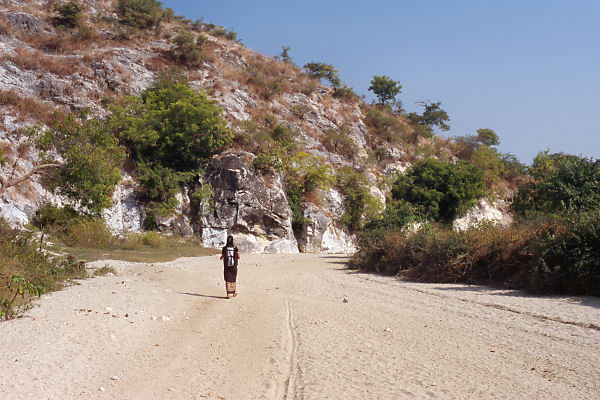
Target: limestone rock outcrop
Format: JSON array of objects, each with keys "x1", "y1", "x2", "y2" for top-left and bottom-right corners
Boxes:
[
  {"x1": 199, "y1": 151, "x2": 299, "y2": 253},
  {"x1": 297, "y1": 190, "x2": 356, "y2": 253},
  {"x1": 453, "y1": 199, "x2": 513, "y2": 231}
]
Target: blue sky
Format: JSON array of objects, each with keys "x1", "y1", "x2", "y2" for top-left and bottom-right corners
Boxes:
[{"x1": 161, "y1": 0, "x2": 600, "y2": 164}]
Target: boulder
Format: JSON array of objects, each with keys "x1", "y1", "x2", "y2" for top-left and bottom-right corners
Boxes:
[
  {"x1": 297, "y1": 190, "x2": 356, "y2": 254},
  {"x1": 102, "y1": 179, "x2": 145, "y2": 235},
  {"x1": 200, "y1": 151, "x2": 299, "y2": 253},
  {"x1": 453, "y1": 199, "x2": 513, "y2": 231},
  {"x1": 5, "y1": 12, "x2": 46, "y2": 35}
]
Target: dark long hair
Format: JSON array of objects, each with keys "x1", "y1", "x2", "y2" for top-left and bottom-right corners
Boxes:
[{"x1": 226, "y1": 235, "x2": 234, "y2": 246}]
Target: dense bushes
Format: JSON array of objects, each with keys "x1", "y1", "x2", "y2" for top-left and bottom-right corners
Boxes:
[
  {"x1": 24, "y1": 110, "x2": 126, "y2": 214},
  {"x1": 391, "y1": 158, "x2": 485, "y2": 222},
  {"x1": 349, "y1": 214, "x2": 600, "y2": 296},
  {"x1": 53, "y1": 1, "x2": 83, "y2": 28},
  {"x1": 109, "y1": 76, "x2": 231, "y2": 213},
  {"x1": 351, "y1": 150, "x2": 600, "y2": 296},
  {"x1": 0, "y1": 221, "x2": 86, "y2": 320},
  {"x1": 336, "y1": 167, "x2": 381, "y2": 231},
  {"x1": 117, "y1": 0, "x2": 164, "y2": 29},
  {"x1": 512, "y1": 153, "x2": 600, "y2": 217}
]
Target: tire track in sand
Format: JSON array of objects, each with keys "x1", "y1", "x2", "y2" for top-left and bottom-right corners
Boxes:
[{"x1": 282, "y1": 297, "x2": 299, "y2": 400}]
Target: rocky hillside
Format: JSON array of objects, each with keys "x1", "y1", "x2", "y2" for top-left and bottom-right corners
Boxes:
[{"x1": 0, "y1": 0, "x2": 507, "y2": 253}]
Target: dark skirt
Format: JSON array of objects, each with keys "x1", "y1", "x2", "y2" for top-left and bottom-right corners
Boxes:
[{"x1": 224, "y1": 265, "x2": 238, "y2": 283}]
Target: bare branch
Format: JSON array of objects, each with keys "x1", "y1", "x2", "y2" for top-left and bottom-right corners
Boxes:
[{"x1": 0, "y1": 163, "x2": 63, "y2": 198}]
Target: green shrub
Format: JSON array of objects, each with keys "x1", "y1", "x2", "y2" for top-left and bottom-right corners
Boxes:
[
  {"x1": 285, "y1": 153, "x2": 332, "y2": 235},
  {"x1": 322, "y1": 130, "x2": 357, "y2": 159},
  {"x1": 53, "y1": 1, "x2": 83, "y2": 28},
  {"x1": 303, "y1": 62, "x2": 341, "y2": 87},
  {"x1": 109, "y1": 77, "x2": 231, "y2": 213},
  {"x1": 34, "y1": 205, "x2": 80, "y2": 229},
  {"x1": 368, "y1": 75, "x2": 402, "y2": 106},
  {"x1": 512, "y1": 153, "x2": 600, "y2": 217},
  {"x1": 471, "y1": 145, "x2": 505, "y2": 187},
  {"x1": 0, "y1": 222, "x2": 86, "y2": 320},
  {"x1": 406, "y1": 101, "x2": 450, "y2": 138},
  {"x1": 363, "y1": 106, "x2": 407, "y2": 143},
  {"x1": 336, "y1": 167, "x2": 382, "y2": 231},
  {"x1": 25, "y1": 110, "x2": 126, "y2": 214},
  {"x1": 171, "y1": 29, "x2": 204, "y2": 66},
  {"x1": 116, "y1": 0, "x2": 164, "y2": 29},
  {"x1": 61, "y1": 218, "x2": 115, "y2": 249},
  {"x1": 392, "y1": 158, "x2": 485, "y2": 222},
  {"x1": 527, "y1": 211, "x2": 600, "y2": 295}
]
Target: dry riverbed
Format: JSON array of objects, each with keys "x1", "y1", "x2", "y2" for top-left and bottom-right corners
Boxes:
[{"x1": 1, "y1": 253, "x2": 599, "y2": 399}]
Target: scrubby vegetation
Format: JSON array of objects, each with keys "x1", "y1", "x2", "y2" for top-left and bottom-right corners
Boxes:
[
  {"x1": 109, "y1": 74, "x2": 231, "y2": 217},
  {"x1": 351, "y1": 151, "x2": 600, "y2": 296},
  {"x1": 53, "y1": 1, "x2": 84, "y2": 28},
  {"x1": 117, "y1": 0, "x2": 165, "y2": 29},
  {"x1": 0, "y1": 222, "x2": 86, "y2": 320}
]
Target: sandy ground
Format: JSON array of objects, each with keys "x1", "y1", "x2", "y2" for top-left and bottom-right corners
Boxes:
[{"x1": 1, "y1": 253, "x2": 599, "y2": 400}]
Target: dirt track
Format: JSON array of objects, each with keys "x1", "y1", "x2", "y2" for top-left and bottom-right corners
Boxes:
[{"x1": 1, "y1": 253, "x2": 599, "y2": 399}]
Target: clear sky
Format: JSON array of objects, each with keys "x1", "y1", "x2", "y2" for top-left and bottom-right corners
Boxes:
[{"x1": 161, "y1": 0, "x2": 600, "y2": 164}]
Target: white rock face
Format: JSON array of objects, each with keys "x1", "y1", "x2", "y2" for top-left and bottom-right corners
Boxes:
[
  {"x1": 200, "y1": 152, "x2": 299, "y2": 253},
  {"x1": 102, "y1": 179, "x2": 145, "y2": 235},
  {"x1": 453, "y1": 199, "x2": 513, "y2": 231},
  {"x1": 297, "y1": 190, "x2": 357, "y2": 254},
  {"x1": 0, "y1": 201, "x2": 29, "y2": 227}
]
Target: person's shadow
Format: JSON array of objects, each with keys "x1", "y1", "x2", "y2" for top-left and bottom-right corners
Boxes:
[{"x1": 176, "y1": 292, "x2": 229, "y2": 300}]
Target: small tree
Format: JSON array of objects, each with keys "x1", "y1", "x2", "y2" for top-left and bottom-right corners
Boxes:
[
  {"x1": 171, "y1": 29, "x2": 204, "y2": 66},
  {"x1": 476, "y1": 128, "x2": 500, "y2": 147},
  {"x1": 0, "y1": 110, "x2": 126, "y2": 213},
  {"x1": 471, "y1": 145, "x2": 505, "y2": 187},
  {"x1": 116, "y1": 0, "x2": 164, "y2": 29},
  {"x1": 53, "y1": 1, "x2": 84, "y2": 28},
  {"x1": 303, "y1": 62, "x2": 341, "y2": 88},
  {"x1": 407, "y1": 101, "x2": 450, "y2": 137},
  {"x1": 392, "y1": 158, "x2": 485, "y2": 222},
  {"x1": 109, "y1": 77, "x2": 231, "y2": 211},
  {"x1": 368, "y1": 75, "x2": 402, "y2": 107},
  {"x1": 277, "y1": 45, "x2": 293, "y2": 64}
]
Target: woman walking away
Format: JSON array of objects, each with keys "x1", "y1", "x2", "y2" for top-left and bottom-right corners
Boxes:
[{"x1": 220, "y1": 235, "x2": 240, "y2": 298}]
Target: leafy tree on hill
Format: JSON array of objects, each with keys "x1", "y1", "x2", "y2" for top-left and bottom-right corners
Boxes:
[
  {"x1": 53, "y1": 1, "x2": 84, "y2": 28},
  {"x1": 171, "y1": 29, "x2": 205, "y2": 66},
  {"x1": 475, "y1": 128, "x2": 500, "y2": 147},
  {"x1": 0, "y1": 110, "x2": 126, "y2": 213},
  {"x1": 109, "y1": 76, "x2": 231, "y2": 212},
  {"x1": 117, "y1": 0, "x2": 164, "y2": 29},
  {"x1": 368, "y1": 75, "x2": 402, "y2": 107},
  {"x1": 276, "y1": 45, "x2": 294, "y2": 65},
  {"x1": 392, "y1": 158, "x2": 485, "y2": 222},
  {"x1": 512, "y1": 153, "x2": 600, "y2": 216},
  {"x1": 303, "y1": 62, "x2": 341, "y2": 88},
  {"x1": 407, "y1": 101, "x2": 450, "y2": 138}
]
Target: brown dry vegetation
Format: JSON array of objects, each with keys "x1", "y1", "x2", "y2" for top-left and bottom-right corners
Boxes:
[
  {"x1": 3, "y1": 47, "x2": 83, "y2": 76},
  {"x1": 0, "y1": 89, "x2": 56, "y2": 123}
]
